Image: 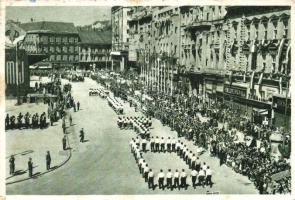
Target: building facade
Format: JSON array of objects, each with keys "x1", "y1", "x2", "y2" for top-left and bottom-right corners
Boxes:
[
  {"x1": 18, "y1": 21, "x2": 79, "y2": 69},
  {"x1": 112, "y1": 6, "x2": 291, "y2": 129},
  {"x1": 111, "y1": 6, "x2": 131, "y2": 72},
  {"x1": 78, "y1": 30, "x2": 112, "y2": 70}
]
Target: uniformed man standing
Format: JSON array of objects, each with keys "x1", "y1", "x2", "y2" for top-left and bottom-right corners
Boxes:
[
  {"x1": 62, "y1": 135, "x2": 67, "y2": 150},
  {"x1": 46, "y1": 151, "x2": 51, "y2": 170},
  {"x1": 155, "y1": 136, "x2": 160, "y2": 152},
  {"x1": 180, "y1": 169, "x2": 187, "y2": 189},
  {"x1": 171, "y1": 137, "x2": 176, "y2": 152},
  {"x1": 150, "y1": 136, "x2": 155, "y2": 152},
  {"x1": 191, "y1": 153, "x2": 197, "y2": 170},
  {"x1": 141, "y1": 137, "x2": 147, "y2": 152},
  {"x1": 143, "y1": 164, "x2": 149, "y2": 182},
  {"x1": 195, "y1": 157, "x2": 201, "y2": 172},
  {"x1": 198, "y1": 167, "x2": 206, "y2": 187},
  {"x1": 160, "y1": 137, "x2": 165, "y2": 152},
  {"x1": 191, "y1": 168, "x2": 198, "y2": 189},
  {"x1": 158, "y1": 169, "x2": 165, "y2": 190},
  {"x1": 9, "y1": 155, "x2": 15, "y2": 175},
  {"x1": 166, "y1": 169, "x2": 173, "y2": 190},
  {"x1": 174, "y1": 169, "x2": 180, "y2": 190},
  {"x1": 206, "y1": 166, "x2": 213, "y2": 187},
  {"x1": 28, "y1": 157, "x2": 33, "y2": 177},
  {"x1": 80, "y1": 128, "x2": 85, "y2": 143},
  {"x1": 166, "y1": 137, "x2": 171, "y2": 153},
  {"x1": 148, "y1": 169, "x2": 154, "y2": 189}
]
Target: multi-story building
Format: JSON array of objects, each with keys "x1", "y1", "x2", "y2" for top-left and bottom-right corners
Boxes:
[
  {"x1": 111, "y1": 6, "x2": 131, "y2": 72},
  {"x1": 78, "y1": 30, "x2": 112, "y2": 70},
  {"x1": 114, "y1": 6, "x2": 291, "y2": 129},
  {"x1": 224, "y1": 6, "x2": 291, "y2": 129},
  {"x1": 18, "y1": 21, "x2": 79, "y2": 69}
]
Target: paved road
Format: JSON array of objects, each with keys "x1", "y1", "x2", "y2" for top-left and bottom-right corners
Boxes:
[{"x1": 7, "y1": 78, "x2": 258, "y2": 194}]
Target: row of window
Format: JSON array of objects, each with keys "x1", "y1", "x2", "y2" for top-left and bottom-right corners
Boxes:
[
  {"x1": 40, "y1": 35, "x2": 79, "y2": 43},
  {"x1": 49, "y1": 55, "x2": 79, "y2": 61},
  {"x1": 42, "y1": 46, "x2": 79, "y2": 53}
]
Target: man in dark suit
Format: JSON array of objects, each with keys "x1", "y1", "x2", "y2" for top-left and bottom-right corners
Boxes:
[
  {"x1": 28, "y1": 158, "x2": 33, "y2": 177},
  {"x1": 46, "y1": 151, "x2": 51, "y2": 170}
]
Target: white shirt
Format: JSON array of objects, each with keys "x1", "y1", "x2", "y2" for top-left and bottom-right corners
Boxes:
[
  {"x1": 166, "y1": 172, "x2": 173, "y2": 178},
  {"x1": 206, "y1": 169, "x2": 212, "y2": 176},
  {"x1": 166, "y1": 139, "x2": 171, "y2": 144},
  {"x1": 158, "y1": 172, "x2": 165, "y2": 179},
  {"x1": 155, "y1": 139, "x2": 160, "y2": 144},
  {"x1": 191, "y1": 156, "x2": 197, "y2": 162},
  {"x1": 174, "y1": 172, "x2": 180, "y2": 178},
  {"x1": 144, "y1": 166, "x2": 149, "y2": 173},
  {"x1": 148, "y1": 171, "x2": 154, "y2": 178},
  {"x1": 171, "y1": 139, "x2": 176, "y2": 144},
  {"x1": 199, "y1": 170, "x2": 205, "y2": 176},
  {"x1": 191, "y1": 170, "x2": 198, "y2": 177},
  {"x1": 181, "y1": 172, "x2": 187, "y2": 178}
]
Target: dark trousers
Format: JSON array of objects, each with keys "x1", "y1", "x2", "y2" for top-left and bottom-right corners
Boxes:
[
  {"x1": 174, "y1": 178, "x2": 180, "y2": 189},
  {"x1": 167, "y1": 144, "x2": 171, "y2": 152},
  {"x1": 144, "y1": 172, "x2": 148, "y2": 182},
  {"x1": 206, "y1": 175, "x2": 212, "y2": 187},
  {"x1": 158, "y1": 178, "x2": 164, "y2": 189},
  {"x1": 63, "y1": 142, "x2": 66, "y2": 150},
  {"x1": 192, "y1": 176, "x2": 197, "y2": 188},
  {"x1": 142, "y1": 143, "x2": 146, "y2": 152},
  {"x1": 155, "y1": 143, "x2": 159, "y2": 152},
  {"x1": 46, "y1": 161, "x2": 51, "y2": 170},
  {"x1": 29, "y1": 168, "x2": 33, "y2": 177},
  {"x1": 196, "y1": 164, "x2": 200, "y2": 172},
  {"x1": 198, "y1": 175, "x2": 205, "y2": 187},
  {"x1": 191, "y1": 161, "x2": 196, "y2": 170},
  {"x1": 151, "y1": 142, "x2": 155, "y2": 152},
  {"x1": 166, "y1": 178, "x2": 172, "y2": 189},
  {"x1": 148, "y1": 177, "x2": 154, "y2": 189},
  {"x1": 10, "y1": 164, "x2": 15, "y2": 175},
  {"x1": 180, "y1": 177, "x2": 187, "y2": 188},
  {"x1": 160, "y1": 144, "x2": 165, "y2": 152},
  {"x1": 172, "y1": 144, "x2": 176, "y2": 152}
]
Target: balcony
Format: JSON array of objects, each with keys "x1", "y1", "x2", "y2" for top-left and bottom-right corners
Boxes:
[{"x1": 185, "y1": 20, "x2": 211, "y2": 31}]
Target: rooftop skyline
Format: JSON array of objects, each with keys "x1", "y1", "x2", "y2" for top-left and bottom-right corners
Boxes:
[{"x1": 6, "y1": 6, "x2": 111, "y2": 26}]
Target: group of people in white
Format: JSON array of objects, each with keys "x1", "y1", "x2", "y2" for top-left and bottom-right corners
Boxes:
[
  {"x1": 106, "y1": 96, "x2": 124, "y2": 114},
  {"x1": 130, "y1": 137, "x2": 213, "y2": 190},
  {"x1": 117, "y1": 116, "x2": 152, "y2": 138}
]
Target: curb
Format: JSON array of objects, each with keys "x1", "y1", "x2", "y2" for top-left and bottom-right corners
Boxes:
[
  {"x1": 6, "y1": 147, "x2": 72, "y2": 185},
  {"x1": 6, "y1": 128, "x2": 73, "y2": 185}
]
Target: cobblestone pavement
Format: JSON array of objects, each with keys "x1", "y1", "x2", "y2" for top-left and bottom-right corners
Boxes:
[{"x1": 6, "y1": 77, "x2": 258, "y2": 194}]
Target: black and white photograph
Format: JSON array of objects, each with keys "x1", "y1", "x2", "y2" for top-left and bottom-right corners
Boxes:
[{"x1": 3, "y1": 3, "x2": 292, "y2": 196}]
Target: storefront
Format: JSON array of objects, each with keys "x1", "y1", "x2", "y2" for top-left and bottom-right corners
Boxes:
[{"x1": 272, "y1": 94, "x2": 291, "y2": 131}]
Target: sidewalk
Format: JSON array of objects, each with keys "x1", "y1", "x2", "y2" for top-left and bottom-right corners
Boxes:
[{"x1": 6, "y1": 103, "x2": 73, "y2": 185}]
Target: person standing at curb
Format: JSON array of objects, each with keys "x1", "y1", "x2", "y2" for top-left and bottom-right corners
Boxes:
[
  {"x1": 77, "y1": 101, "x2": 80, "y2": 111},
  {"x1": 69, "y1": 114, "x2": 73, "y2": 126},
  {"x1": 9, "y1": 155, "x2": 15, "y2": 175},
  {"x1": 46, "y1": 151, "x2": 51, "y2": 170},
  {"x1": 28, "y1": 158, "x2": 33, "y2": 177},
  {"x1": 62, "y1": 135, "x2": 67, "y2": 150}
]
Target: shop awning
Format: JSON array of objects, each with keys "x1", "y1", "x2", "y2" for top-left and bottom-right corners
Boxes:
[
  {"x1": 110, "y1": 51, "x2": 122, "y2": 56},
  {"x1": 253, "y1": 108, "x2": 268, "y2": 115}
]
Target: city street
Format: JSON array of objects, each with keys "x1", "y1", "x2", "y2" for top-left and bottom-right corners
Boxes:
[{"x1": 7, "y1": 78, "x2": 258, "y2": 194}]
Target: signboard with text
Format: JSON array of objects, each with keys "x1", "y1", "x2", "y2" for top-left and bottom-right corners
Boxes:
[{"x1": 224, "y1": 84, "x2": 247, "y2": 98}]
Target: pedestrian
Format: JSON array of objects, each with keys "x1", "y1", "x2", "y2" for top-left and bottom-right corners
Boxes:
[
  {"x1": 80, "y1": 128, "x2": 85, "y2": 143},
  {"x1": 46, "y1": 151, "x2": 51, "y2": 170},
  {"x1": 174, "y1": 169, "x2": 180, "y2": 190},
  {"x1": 191, "y1": 168, "x2": 198, "y2": 188},
  {"x1": 166, "y1": 169, "x2": 173, "y2": 190},
  {"x1": 77, "y1": 101, "x2": 80, "y2": 111},
  {"x1": 180, "y1": 169, "x2": 187, "y2": 189},
  {"x1": 73, "y1": 103, "x2": 76, "y2": 112},
  {"x1": 171, "y1": 137, "x2": 176, "y2": 152},
  {"x1": 150, "y1": 136, "x2": 155, "y2": 152},
  {"x1": 9, "y1": 155, "x2": 15, "y2": 175},
  {"x1": 28, "y1": 157, "x2": 33, "y2": 177},
  {"x1": 148, "y1": 169, "x2": 154, "y2": 189},
  {"x1": 62, "y1": 135, "x2": 67, "y2": 150},
  {"x1": 158, "y1": 169, "x2": 165, "y2": 190},
  {"x1": 206, "y1": 166, "x2": 213, "y2": 187},
  {"x1": 191, "y1": 153, "x2": 197, "y2": 170}
]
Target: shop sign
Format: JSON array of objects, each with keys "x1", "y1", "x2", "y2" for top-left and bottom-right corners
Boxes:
[{"x1": 224, "y1": 84, "x2": 247, "y2": 98}]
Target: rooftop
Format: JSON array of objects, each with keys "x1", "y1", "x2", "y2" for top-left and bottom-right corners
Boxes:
[
  {"x1": 78, "y1": 30, "x2": 112, "y2": 45},
  {"x1": 19, "y1": 21, "x2": 78, "y2": 34}
]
